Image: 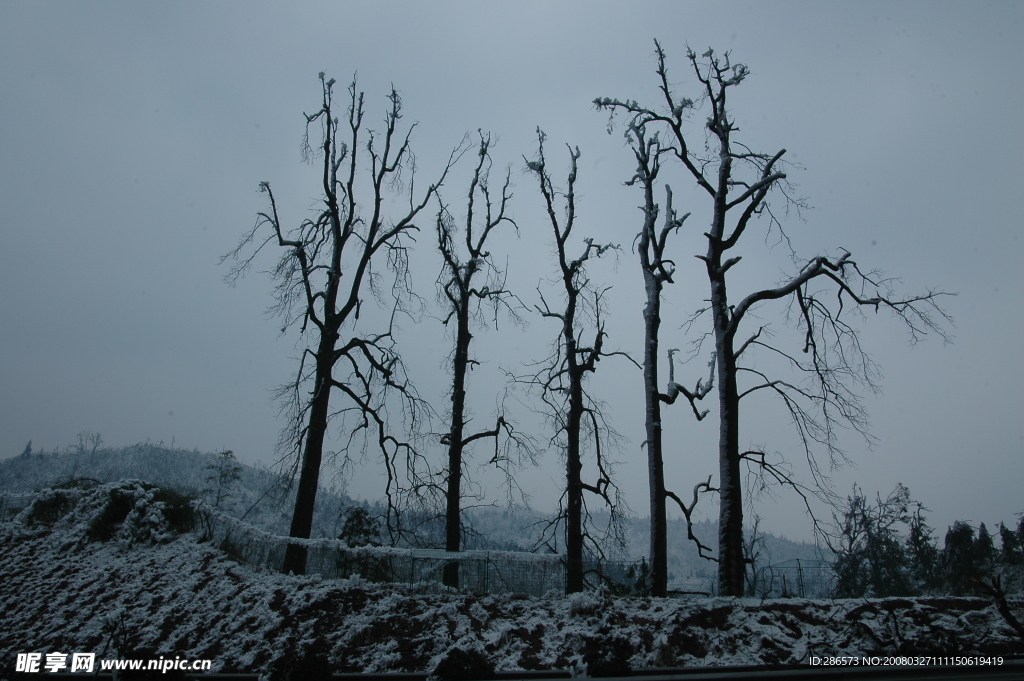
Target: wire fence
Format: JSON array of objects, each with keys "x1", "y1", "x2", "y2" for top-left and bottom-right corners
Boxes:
[
  {"x1": 3, "y1": 491, "x2": 841, "y2": 599},
  {"x1": 194, "y1": 504, "x2": 567, "y2": 596},
  {"x1": 748, "y1": 558, "x2": 835, "y2": 599}
]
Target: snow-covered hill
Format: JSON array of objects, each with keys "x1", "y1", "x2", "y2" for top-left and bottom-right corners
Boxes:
[
  {"x1": 2, "y1": 482, "x2": 1021, "y2": 679},
  {"x1": 0, "y1": 445, "x2": 829, "y2": 596},
  {"x1": 0, "y1": 444, "x2": 355, "y2": 538}
]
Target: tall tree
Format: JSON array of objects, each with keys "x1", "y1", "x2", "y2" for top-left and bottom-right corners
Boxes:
[
  {"x1": 998, "y1": 521, "x2": 1023, "y2": 566},
  {"x1": 906, "y1": 503, "x2": 941, "y2": 594},
  {"x1": 224, "y1": 74, "x2": 457, "y2": 574},
  {"x1": 977, "y1": 522, "x2": 996, "y2": 573},
  {"x1": 598, "y1": 42, "x2": 950, "y2": 596},
  {"x1": 435, "y1": 131, "x2": 531, "y2": 587},
  {"x1": 524, "y1": 129, "x2": 625, "y2": 593},
  {"x1": 615, "y1": 117, "x2": 716, "y2": 596},
  {"x1": 943, "y1": 521, "x2": 979, "y2": 596}
]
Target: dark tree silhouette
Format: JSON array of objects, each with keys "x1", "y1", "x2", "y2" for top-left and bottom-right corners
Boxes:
[
  {"x1": 906, "y1": 503, "x2": 941, "y2": 593},
  {"x1": 434, "y1": 131, "x2": 533, "y2": 587},
  {"x1": 977, "y1": 522, "x2": 996, "y2": 573},
  {"x1": 943, "y1": 521, "x2": 979, "y2": 596},
  {"x1": 338, "y1": 506, "x2": 381, "y2": 547},
  {"x1": 224, "y1": 74, "x2": 457, "y2": 574},
  {"x1": 522, "y1": 129, "x2": 627, "y2": 593},
  {"x1": 598, "y1": 42, "x2": 951, "y2": 596},
  {"x1": 832, "y1": 483, "x2": 916, "y2": 597},
  {"x1": 999, "y1": 521, "x2": 1023, "y2": 566}
]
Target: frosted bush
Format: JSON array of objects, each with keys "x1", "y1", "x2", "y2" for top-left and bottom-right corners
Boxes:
[
  {"x1": 568, "y1": 589, "x2": 603, "y2": 617},
  {"x1": 7, "y1": 480, "x2": 195, "y2": 549}
]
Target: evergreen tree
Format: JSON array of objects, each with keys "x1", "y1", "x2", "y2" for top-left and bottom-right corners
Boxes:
[
  {"x1": 338, "y1": 506, "x2": 381, "y2": 547},
  {"x1": 906, "y1": 505, "x2": 941, "y2": 593},
  {"x1": 998, "y1": 522, "x2": 1022, "y2": 566},
  {"x1": 943, "y1": 521, "x2": 979, "y2": 596},
  {"x1": 977, "y1": 522, "x2": 996, "y2": 572}
]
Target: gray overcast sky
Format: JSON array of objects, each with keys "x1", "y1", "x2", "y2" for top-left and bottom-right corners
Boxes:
[{"x1": 1, "y1": 1, "x2": 1021, "y2": 541}]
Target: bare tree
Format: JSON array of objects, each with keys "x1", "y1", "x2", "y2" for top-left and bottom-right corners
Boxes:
[
  {"x1": 616, "y1": 115, "x2": 716, "y2": 597},
  {"x1": 434, "y1": 131, "x2": 533, "y2": 587},
  {"x1": 205, "y1": 449, "x2": 243, "y2": 510},
  {"x1": 523, "y1": 129, "x2": 628, "y2": 593},
  {"x1": 224, "y1": 73, "x2": 457, "y2": 575},
  {"x1": 598, "y1": 42, "x2": 951, "y2": 596},
  {"x1": 76, "y1": 431, "x2": 103, "y2": 456}
]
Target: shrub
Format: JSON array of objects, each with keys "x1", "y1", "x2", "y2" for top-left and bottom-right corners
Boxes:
[
  {"x1": 87, "y1": 489, "x2": 135, "y2": 542},
  {"x1": 581, "y1": 634, "x2": 633, "y2": 678},
  {"x1": 150, "y1": 487, "x2": 196, "y2": 534}
]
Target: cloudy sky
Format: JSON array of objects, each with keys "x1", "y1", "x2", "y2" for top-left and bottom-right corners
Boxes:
[{"x1": 1, "y1": 1, "x2": 1020, "y2": 542}]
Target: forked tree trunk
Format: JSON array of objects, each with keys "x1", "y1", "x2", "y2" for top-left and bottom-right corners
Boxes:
[{"x1": 709, "y1": 217, "x2": 745, "y2": 596}]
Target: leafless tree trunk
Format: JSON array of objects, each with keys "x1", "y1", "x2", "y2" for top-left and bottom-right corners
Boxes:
[
  {"x1": 619, "y1": 119, "x2": 715, "y2": 597},
  {"x1": 598, "y1": 43, "x2": 951, "y2": 596},
  {"x1": 435, "y1": 132, "x2": 532, "y2": 587},
  {"x1": 224, "y1": 74, "x2": 457, "y2": 575},
  {"x1": 523, "y1": 130, "x2": 626, "y2": 593}
]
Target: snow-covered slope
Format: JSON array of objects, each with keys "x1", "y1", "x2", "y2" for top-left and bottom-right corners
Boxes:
[
  {"x1": 2, "y1": 482, "x2": 1021, "y2": 679},
  {"x1": 0, "y1": 445, "x2": 354, "y2": 538},
  {"x1": 0, "y1": 445, "x2": 829, "y2": 594}
]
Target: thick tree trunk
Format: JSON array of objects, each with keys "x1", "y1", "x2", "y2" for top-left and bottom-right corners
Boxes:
[
  {"x1": 443, "y1": 297, "x2": 472, "y2": 588},
  {"x1": 564, "y1": 412, "x2": 585, "y2": 587},
  {"x1": 716, "y1": 348, "x2": 744, "y2": 596},
  {"x1": 711, "y1": 269, "x2": 744, "y2": 595},
  {"x1": 282, "y1": 347, "x2": 335, "y2": 575},
  {"x1": 642, "y1": 275, "x2": 668, "y2": 597},
  {"x1": 565, "y1": 371, "x2": 585, "y2": 594}
]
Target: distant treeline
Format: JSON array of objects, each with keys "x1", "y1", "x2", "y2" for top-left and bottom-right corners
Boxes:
[{"x1": 832, "y1": 483, "x2": 1023, "y2": 597}]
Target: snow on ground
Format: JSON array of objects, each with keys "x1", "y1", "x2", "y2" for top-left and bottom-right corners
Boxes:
[{"x1": 1, "y1": 482, "x2": 1021, "y2": 679}]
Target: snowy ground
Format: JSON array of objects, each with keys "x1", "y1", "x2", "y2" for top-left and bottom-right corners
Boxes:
[{"x1": 2, "y1": 482, "x2": 1021, "y2": 679}]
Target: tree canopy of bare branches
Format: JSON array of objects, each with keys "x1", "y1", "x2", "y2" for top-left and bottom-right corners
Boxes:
[
  {"x1": 223, "y1": 73, "x2": 457, "y2": 575},
  {"x1": 597, "y1": 42, "x2": 952, "y2": 596},
  {"x1": 434, "y1": 131, "x2": 534, "y2": 587},
  {"x1": 522, "y1": 129, "x2": 629, "y2": 593}
]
